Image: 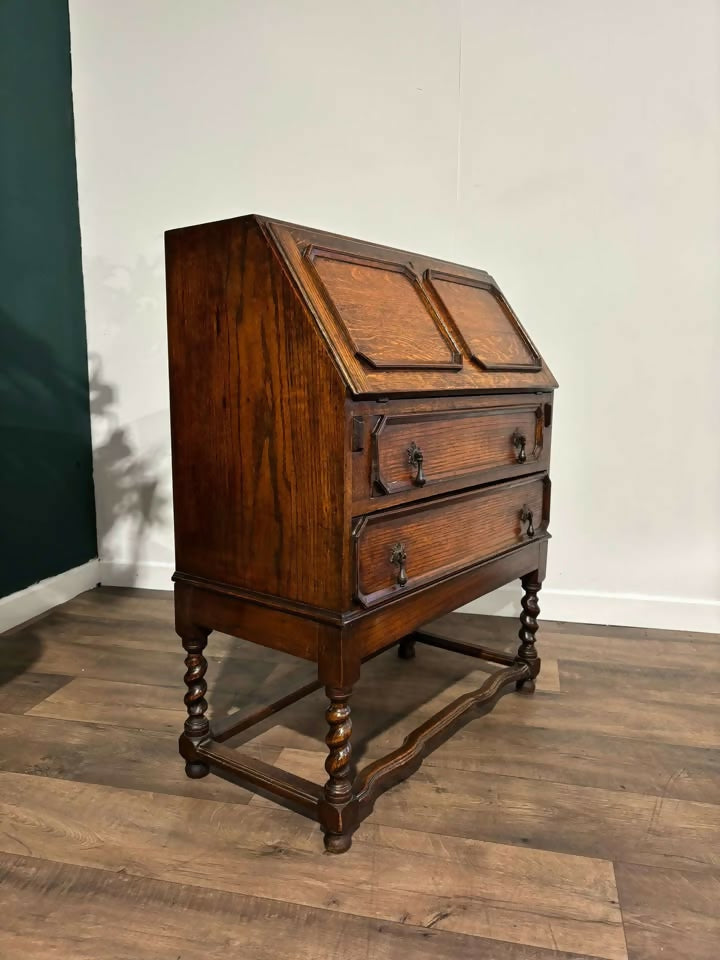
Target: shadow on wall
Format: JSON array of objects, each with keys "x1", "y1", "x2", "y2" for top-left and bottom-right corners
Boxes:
[
  {"x1": 83, "y1": 253, "x2": 171, "y2": 589},
  {"x1": 0, "y1": 290, "x2": 166, "y2": 686},
  {"x1": 89, "y1": 353, "x2": 168, "y2": 587}
]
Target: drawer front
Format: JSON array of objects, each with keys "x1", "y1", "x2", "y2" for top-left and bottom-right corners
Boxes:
[
  {"x1": 371, "y1": 403, "x2": 547, "y2": 497},
  {"x1": 354, "y1": 475, "x2": 546, "y2": 607}
]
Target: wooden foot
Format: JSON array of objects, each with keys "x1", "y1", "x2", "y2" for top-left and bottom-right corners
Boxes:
[
  {"x1": 324, "y1": 831, "x2": 353, "y2": 854},
  {"x1": 515, "y1": 572, "x2": 541, "y2": 692},
  {"x1": 185, "y1": 760, "x2": 210, "y2": 779},
  {"x1": 178, "y1": 623, "x2": 211, "y2": 769},
  {"x1": 319, "y1": 686, "x2": 357, "y2": 853},
  {"x1": 397, "y1": 636, "x2": 416, "y2": 660}
]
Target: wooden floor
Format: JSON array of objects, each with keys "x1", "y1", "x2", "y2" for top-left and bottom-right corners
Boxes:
[{"x1": 1, "y1": 588, "x2": 718, "y2": 959}]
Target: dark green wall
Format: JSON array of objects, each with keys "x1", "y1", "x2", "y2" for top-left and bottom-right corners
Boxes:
[{"x1": 0, "y1": 0, "x2": 96, "y2": 597}]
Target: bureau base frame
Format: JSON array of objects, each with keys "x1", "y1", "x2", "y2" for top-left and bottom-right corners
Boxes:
[{"x1": 176, "y1": 561, "x2": 544, "y2": 854}]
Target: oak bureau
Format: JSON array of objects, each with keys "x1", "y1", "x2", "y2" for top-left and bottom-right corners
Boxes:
[{"x1": 165, "y1": 215, "x2": 557, "y2": 852}]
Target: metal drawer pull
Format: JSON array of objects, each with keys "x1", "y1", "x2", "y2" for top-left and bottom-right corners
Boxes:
[
  {"x1": 520, "y1": 506, "x2": 535, "y2": 538},
  {"x1": 511, "y1": 430, "x2": 527, "y2": 463},
  {"x1": 406, "y1": 441, "x2": 426, "y2": 486},
  {"x1": 390, "y1": 542, "x2": 408, "y2": 586}
]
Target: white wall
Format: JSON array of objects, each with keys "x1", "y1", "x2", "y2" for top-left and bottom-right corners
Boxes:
[{"x1": 69, "y1": 0, "x2": 720, "y2": 632}]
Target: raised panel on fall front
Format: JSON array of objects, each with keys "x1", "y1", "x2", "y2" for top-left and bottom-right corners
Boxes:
[
  {"x1": 425, "y1": 270, "x2": 541, "y2": 372},
  {"x1": 305, "y1": 246, "x2": 462, "y2": 370}
]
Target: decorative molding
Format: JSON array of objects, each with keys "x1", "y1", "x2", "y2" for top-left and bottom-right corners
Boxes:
[
  {"x1": 304, "y1": 244, "x2": 462, "y2": 370},
  {"x1": 354, "y1": 661, "x2": 528, "y2": 820},
  {"x1": 0, "y1": 559, "x2": 100, "y2": 634},
  {"x1": 424, "y1": 269, "x2": 541, "y2": 372},
  {"x1": 371, "y1": 403, "x2": 547, "y2": 498},
  {"x1": 95, "y1": 561, "x2": 720, "y2": 635},
  {"x1": 353, "y1": 476, "x2": 546, "y2": 609}
]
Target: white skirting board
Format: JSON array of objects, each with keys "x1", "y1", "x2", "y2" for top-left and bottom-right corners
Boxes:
[
  {"x1": 97, "y1": 560, "x2": 175, "y2": 591},
  {"x1": 0, "y1": 559, "x2": 100, "y2": 634},
  {"x1": 4, "y1": 559, "x2": 715, "y2": 635},
  {"x1": 97, "y1": 561, "x2": 720, "y2": 635},
  {"x1": 459, "y1": 585, "x2": 720, "y2": 634}
]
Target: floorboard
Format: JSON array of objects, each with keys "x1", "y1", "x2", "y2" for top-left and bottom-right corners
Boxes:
[
  {"x1": 257, "y1": 746, "x2": 720, "y2": 873},
  {"x1": 0, "y1": 771, "x2": 626, "y2": 959},
  {"x1": 0, "y1": 586, "x2": 718, "y2": 960},
  {"x1": 615, "y1": 862, "x2": 720, "y2": 960},
  {"x1": 0, "y1": 670, "x2": 72, "y2": 714},
  {"x1": 0, "y1": 853, "x2": 605, "y2": 960},
  {"x1": 0, "y1": 712, "x2": 278, "y2": 804}
]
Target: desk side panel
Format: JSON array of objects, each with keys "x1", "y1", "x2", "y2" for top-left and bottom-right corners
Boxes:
[{"x1": 166, "y1": 217, "x2": 349, "y2": 610}]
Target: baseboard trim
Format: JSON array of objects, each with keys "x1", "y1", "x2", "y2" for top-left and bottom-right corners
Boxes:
[
  {"x1": 98, "y1": 560, "x2": 720, "y2": 634},
  {"x1": 98, "y1": 560, "x2": 174, "y2": 591},
  {"x1": 459, "y1": 585, "x2": 720, "y2": 634},
  {"x1": 8, "y1": 558, "x2": 713, "y2": 635},
  {"x1": 0, "y1": 559, "x2": 101, "y2": 634}
]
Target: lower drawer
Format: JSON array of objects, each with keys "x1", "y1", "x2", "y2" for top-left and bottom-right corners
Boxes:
[{"x1": 353, "y1": 475, "x2": 547, "y2": 607}]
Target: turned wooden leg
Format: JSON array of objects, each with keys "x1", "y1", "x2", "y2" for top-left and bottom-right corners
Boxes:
[
  {"x1": 515, "y1": 573, "x2": 542, "y2": 693},
  {"x1": 397, "y1": 635, "x2": 416, "y2": 660},
  {"x1": 322, "y1": 686, "x2": 355, "y2": 853},
  {"x1": 178, "y1": 625, "x2": 211, "y2": 778}
]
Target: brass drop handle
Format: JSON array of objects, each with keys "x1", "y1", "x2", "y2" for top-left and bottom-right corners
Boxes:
[
  {"x1": 407, "y1": 441, "x2": 426, "y2": 487},
  {"x1": 520, "y1": 505, "x2": 535, "y2": 538},
  {"x1": 512, "y1": 430, "x2": 527, "y2": 464},
  {"x1": 390, "y1": 542, "x2": 408, "y2": 586}
]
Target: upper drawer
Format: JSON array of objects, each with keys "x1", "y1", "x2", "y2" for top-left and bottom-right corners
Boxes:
[
  {"x1": 370, "y1": 402, "x2": 549, "y2": 499},
  {"x1": 354, "y1": 474, "x2": 547, "y2": 607}
]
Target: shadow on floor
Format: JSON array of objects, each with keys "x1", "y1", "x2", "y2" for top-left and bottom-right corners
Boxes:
[
  {"x1": 0, "y1": 623, "x2": 45, "y2": 688},
  {"x1": 210, "y1": 612, "x2": 522, "y2": 777}
]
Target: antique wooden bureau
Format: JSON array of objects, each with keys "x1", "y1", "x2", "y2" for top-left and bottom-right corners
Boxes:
[{"x1": 165, "y1": 215, "x2": 556, "y2": 853}]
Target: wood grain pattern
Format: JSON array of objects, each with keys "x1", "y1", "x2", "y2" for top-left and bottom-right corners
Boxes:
[
  {"x1": 353, "y1": 662, "x2": 529, "y2": 821},
  {"x1": 413, "y1": 718, "x2": 719, "y2": 804},
  {"x1": 347, "y1": 540, "x2": 547, "y2": 658},
  {"x1": 521, "y1": 683, "x2": 720, "y2": 751},
  {"x1": 355, "y1": 476, "x2": 545, "y2": 605},
  {"x1": 353, "y1": 394, "x2": 554, "y2": 516},
  {"x1": 258, "y1": 744, "x2": 720, "y2": 874},
  {"x1": 0, "y1": 853, "x2": 605, "y2": 960},
  {"x1": 0, "y1": 772, "x2": 626, "y2": 959},
  {"x1": 426, "y1": 271, "x2": 540, "y2": 369},
  {"x1": 235, "y1": 658, "x2": 559, "y2": 758},
  {"x1": 58, "y1": 586, "x2": 174, "y2": 622},
  {"x1": 165, "y1": 214, "x2": 557, "y2": 849},
  {"x1": 0, "y1": 712, "x2": 277, "y2": 804},
  {"x1": 309, "y1": 250, "x2": 460, "y2": 368},
  {"x1": 270, "y1": 218, "x2": 557, "y2": 395},
  {"x1": 166, "y1": 216, "x2": 351, "y2": 610},
  {"x1": 369, "y1": 402, "x2": 547, "y2": 498},
  {"x1": 2, "y1": 588, "x2": 719, "y2": 958},
  {"x1": 27, "y1": 677, "x2": 186, "y2": 733},
  {"x1": 427, "y1": 610, "x2": 720, "y2": 669},
  {"x1": 0, "y1": 670, "x2": 72, "y2": 714},
  {"x1": 615, "y1": 862, "x2": 720, "y2": 960},
  {"x1": 174, "y1": 578, "x2": 323, "y2": 660}
]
